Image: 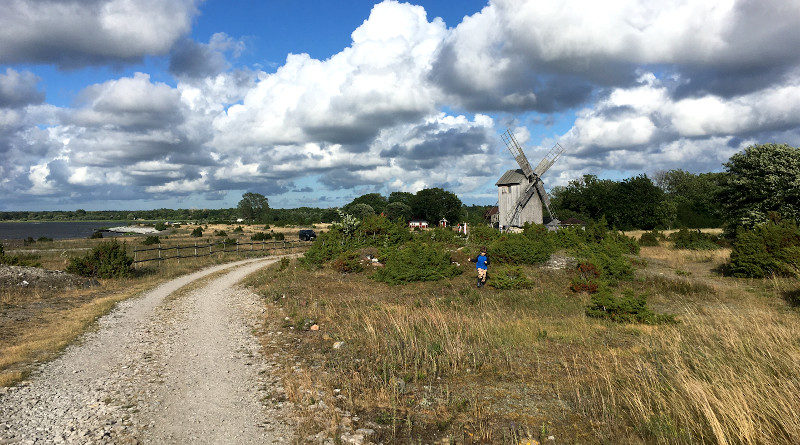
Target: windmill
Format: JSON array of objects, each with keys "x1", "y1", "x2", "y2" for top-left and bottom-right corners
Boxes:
[{"x1": 495, "y1": 128, "x2": 566, "y2": 229}]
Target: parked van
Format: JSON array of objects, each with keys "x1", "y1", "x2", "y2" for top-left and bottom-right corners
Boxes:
[{"x1": 298, "y1": 229, "x2": 316, "y2": 241}]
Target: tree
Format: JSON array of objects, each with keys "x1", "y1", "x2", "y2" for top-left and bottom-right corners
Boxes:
[
  {"x1": 385, "y1": 201, "x2": 412, "y2": 222},
  {"x1": 718, "y1": 144, "x2": 800, "y2": 229},
  {"x1": 411, "y1": 188, "x2": 462, "y2": 223},
  {"x1": 238, "y1": 192, "x2": 270, "y2": 222},
  {"x1": 388, "y1": 191, "x2": 414, "y2": 207},
  {"x1": 349, "y1": 203, "x2": 376, "y2": 220},
  {"x1": 344, "y1": 193, "x2": 388, "y2": 215},
  {"x1": 655, "y1": 170, "x2": 725, "y2": 228}
]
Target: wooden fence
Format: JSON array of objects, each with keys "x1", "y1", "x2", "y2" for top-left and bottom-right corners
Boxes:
[{"x1": 131, "y1": 239, "x2": 311, "y2": 264}]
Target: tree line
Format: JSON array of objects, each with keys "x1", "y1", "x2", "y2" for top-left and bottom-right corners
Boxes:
[{"x1": 551, "y1": 143, "x2": 799, "y2": 231}]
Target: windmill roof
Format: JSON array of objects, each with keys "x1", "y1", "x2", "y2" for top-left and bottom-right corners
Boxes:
[{"x1": 496, "y1": 169, "x2": 528, "y2": 185}]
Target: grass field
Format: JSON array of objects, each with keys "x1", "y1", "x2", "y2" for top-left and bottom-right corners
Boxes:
[
  {"x1": 245, "y1": 235, "x2": 800, "y2": 444},
  {"x1": 0, "y1": 223, "x2": 309, "y2": 387}
]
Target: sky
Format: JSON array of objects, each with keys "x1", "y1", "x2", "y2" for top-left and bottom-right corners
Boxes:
[{"x1": 2, "y1": 0, "x2": 800, "y2": 211}]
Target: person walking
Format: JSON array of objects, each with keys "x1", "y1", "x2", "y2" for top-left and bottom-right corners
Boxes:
[{"x1": 469, "y1": 247, "x2": 490, "y2": 287}]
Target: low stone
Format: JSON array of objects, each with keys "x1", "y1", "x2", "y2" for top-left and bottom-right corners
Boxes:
[
  {"x1": 332, "y1": 341, "x2": 344, "y2": 350},
  {"x1": 310, "y1": 324, "x2": 319, "y2": 331}
]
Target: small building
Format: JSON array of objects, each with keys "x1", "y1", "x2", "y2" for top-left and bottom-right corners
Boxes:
[
  {"x1": 408, "y1": 220, "x2": 429, "y2": 229},
  {"x1": 439, "y1": 218, "x2": 448, "y2": 228},
  {"x1": 560, "y1": 217, "x2": 586, "y2": 227},
  {"x1": 484, "y1": 206, "x2": 500, "y2": 227}
]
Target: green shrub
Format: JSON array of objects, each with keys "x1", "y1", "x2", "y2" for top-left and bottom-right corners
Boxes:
[
  {"x1": 0, "y1": 244, "x2": 42, "y2": 267},
  {"x1": 550, "y1": 227, "x2": 586, "y2": 250},
  {"x1": 191, "y1": 227, "x2": 203, "y2": 237},
  {"x1": 488, "y1": 233, "x2": 554, "y2": 265},
  {"x1": 37, "y1": 236, "x2": 53, "y2": 242},
  {"x1": 264, "y1": 225, "x2": 271, "y2": 230},
  {"x1": 332, "y1": 250, "x2": 364, "y2": 274},
  {"x1": 24, "y1": 236, "x2": 35, "y2": 245},
  {"x1": 251, "y1": 231, "x2": 272, "y2": 241},
  {"x1": 468, "y1": 224, "x2": 500, "y2": 245},
  {"x1": 419, "y1": 226, "x2": 458, "y2": 244},
  {"x1": 727, "y1": 221, "x2": 800, "y2": 278},
  {"x1": 154, "y1": 222, "x2": 167, "y2": 231},
  {"x1": 214, "y1": 229, "x2": 227, "y2": 237},
  {"x1": 274, "y1": 232, "x2": 285, "y2": 241},
  {"x1": 233, "y1": 226, "x2": 244, "y2": 233},
  {"x1": 222, "y1": 237, "x2": 237, "y2": 246},
  {"x1": 670, "y1": 228, "x2": 720, "y2": 250},
  {"x1": 639, "y1": 230, "x2": 660, "y2": 247},
  {"x1": 66, "y1": 240, "x2": 133, "y2": 278},
  {"x1": 279, "y1": 257, "x2": 290, "y2": 271},
  {"x1": 89, "y1": 230, "x2": 103, "y2": 239},
  {"x1": 141, "y1": 235, "x2": 160, "y2": 245},
  {"x1": 373, "y1": 241, "x2": 461, "y2": 285},
  {"x1": 303, "y1": 230, "x2": 345, "y2": 265},
  {"x1": 489, "y1": 265, "x2": 534, "y2": 289},
  {"x1": 574, "y1": 238, "x2": 635, "y2": 283},
  {"x1": 585, "y1": 288, "x2": 675, "y2": 324}
]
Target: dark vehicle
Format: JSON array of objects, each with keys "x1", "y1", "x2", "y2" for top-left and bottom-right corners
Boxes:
[{"x1": 299, "y1": 229, "x2": 317, "y2": 241}]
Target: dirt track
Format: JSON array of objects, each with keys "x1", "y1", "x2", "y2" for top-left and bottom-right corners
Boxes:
[{"x1": 0, "y1": 257, "x2": 294, "y2": 444}]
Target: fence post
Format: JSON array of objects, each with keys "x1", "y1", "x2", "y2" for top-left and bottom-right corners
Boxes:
[
  {"x1": 194, "y1": 242, "x2": 197, "y2": 257},
  {"x1": 158, "y1": 247, "x2": 161, "y2": 261},
  {"x1": 236, "y1": 240, "x2": 239, "y2": 253}
]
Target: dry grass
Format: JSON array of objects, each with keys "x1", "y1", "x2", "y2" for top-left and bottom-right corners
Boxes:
[{"x1": 247, "y1": 248, "x2": 800, "y2": 443}]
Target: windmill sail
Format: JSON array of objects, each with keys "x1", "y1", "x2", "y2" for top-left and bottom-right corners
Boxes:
[
  {"x1": 533, "y1": 142, "x2": 566, "y2": 177},
  {"x1": 501, "y1": 129, "x2": 534, "y2": 178}
]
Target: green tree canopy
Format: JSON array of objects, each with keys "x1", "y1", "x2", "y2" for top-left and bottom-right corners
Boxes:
[
  {"x1": 349, "y1": 203, "x2": 376, "y2": 220},
  {"x1": 655, "y1": 170, "x2": 725, "y2": 228},
  {"x1": 344, "y1": 193, "x2": 388, "y2": 214},
  {"x1": 552, "y1": 174, "x2": 671, "y2": 230},
  {"x1": 388, "y1": 191, "x2": 414, "y2": 207},
  {"x1": 718, "y1": 143, "x2": 800, "y2": 228},
  {"x1": 237, "y1": 192, "x2": 270, "y2": 222},
  {"x1": 385, "y1": 201, "x2": 412, "y2": 222},
  {"x1": 411, "y1": 188, "x2": 462, "y2": 223}
]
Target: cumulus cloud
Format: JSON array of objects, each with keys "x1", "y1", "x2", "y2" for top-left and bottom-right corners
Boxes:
[
  {"x1": 0, "y1": 0, "x2": 200, "y2": 67},
  {"x1": 433, "y1": 0, "x2": 800, "y2": 111},
  {"x1": 170, "y1": 33, "x2": 245, "y2": 79},
  {"x1": 545, "y1": 73, "x2": 800, "y2": 183},
  {"x1": 0, "y1": 69, "x2": 45, "y2": 108},
  {"x1": 213, "y1": 1, "x2": 447, "y2": 149}
]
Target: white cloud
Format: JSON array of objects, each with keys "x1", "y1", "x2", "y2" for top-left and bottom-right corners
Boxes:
[{"x1": 0, "y1": 0, "x2": 200, "y2": 67}]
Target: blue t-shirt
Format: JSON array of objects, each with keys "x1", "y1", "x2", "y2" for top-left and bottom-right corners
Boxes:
[{"x1": 475, "y1": 254, "x2": 488, "y2": 270}]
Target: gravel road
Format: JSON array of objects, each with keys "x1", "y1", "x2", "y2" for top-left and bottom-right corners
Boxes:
[{"x1": 0, "y1": 257, "x2": 294, "y2": 444}]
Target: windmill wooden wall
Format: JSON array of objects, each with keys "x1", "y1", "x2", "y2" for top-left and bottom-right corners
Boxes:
[{"x1": 498, "y1": 181, "x2": 543, "y2": 227}]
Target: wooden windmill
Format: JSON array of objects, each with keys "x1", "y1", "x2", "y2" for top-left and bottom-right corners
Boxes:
[{"x1": 496, "y1": 129, "x2": 566, "y2": 229}]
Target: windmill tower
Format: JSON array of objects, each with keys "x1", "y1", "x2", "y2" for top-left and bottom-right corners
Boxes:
[{"x1": 496, "y1": 129, "x2": 566, "y2": 229}]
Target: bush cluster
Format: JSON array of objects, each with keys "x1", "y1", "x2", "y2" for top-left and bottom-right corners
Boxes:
[
  {"x1": 89, "y1": 230, "x2": 103, "y2": 239},
  {"x1": 191, "y1": 227, "x2": 203, "y2": 237},
  {"x1": 233, "y1": 226, "x2": 244, "y2": 233},
  {"x1": 214, "y1": 229, "x2": 227, "y2": 237},
  {"x1": 332, "y1": 251, "x2": 364, "y2": 274},
  {"x1": 66, "y1": 240, "x2": 133, "y2": 278},
  {"x1": 585, "y1": 288, "x2": 675, "y2": 324},
  {"x1": 489, "y1": 265, "x2": 534, "y2": 289},
  {"x1": 373, "y1": 241, "x2": 461, "y2": 285},
  {"x1": 489, "y1": 233, "x2": 554, "y2": 265},
  {"x1": 251, "y1": 231, "x2": 272, "y2": 241},
  {"x1": 670, "y1": 228, "x2": 721, "y2": 250},
  {"x1": 141, "y1": 235, "x2": 160, "y2": 245},
  {"x1": 638, "y1": 230, "x2": 661, "y2": 246},
  {"x1": 154, "y1": 222, "x2": 167, "y2": 231},
  {"x1": 727, "y1": 221, "x2": 800, "y2": 278}
]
